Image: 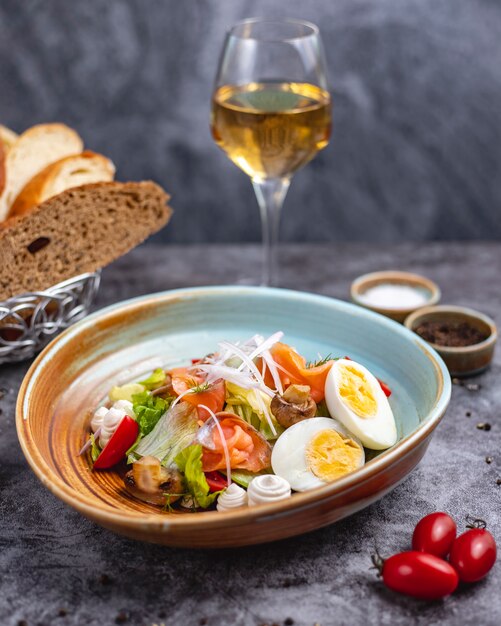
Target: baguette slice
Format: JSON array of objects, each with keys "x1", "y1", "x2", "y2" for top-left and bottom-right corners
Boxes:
[
  {"x1": 0, "y1": 124, "x2": 19, "y2": 151},
  {"x1": 0, "y1": 124, "x2": 18, "y2": 195},
  {"x1": 0, "y1": 181, "x2": 172, "y2": 301},
  {"x1": 0, "y1": 123, "x2": 83, "y2": 220},
  {"x1": 0, "y1": 140, "x2": 4, "y2": 196},
  {"x1": 9, "y1": 151, "x2": 116, "y2": 218}
]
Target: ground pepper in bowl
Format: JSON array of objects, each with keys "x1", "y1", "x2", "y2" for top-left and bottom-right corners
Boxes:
[
  {"x1": 415, "y1": 320, "x2": 488, "y2": 347},
  {"x1": 405, "y1": 305, "x2": 497, "y2": 376}
]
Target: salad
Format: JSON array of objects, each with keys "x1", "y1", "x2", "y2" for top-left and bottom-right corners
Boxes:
[{"x1": 79, "y1": 332, "x2": 398, "y2": 513}]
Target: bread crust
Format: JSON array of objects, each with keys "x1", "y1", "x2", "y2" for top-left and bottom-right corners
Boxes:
[
  {"x1": 0, "y1": 139, "x2": 5, "y2": 196},
  {"x1": 0, "y1": 123, "x2": 83, "y2": 220},
  {"x1": 9, "y1": 150, "x2": 115, "y2": 218},
  {"x1": 0, "y1": 124, "x2": 19, "y2": 151},
  {"x1": 0, "y1": 181, "x2": 172, "y2": 301},
  {"x1": 0, "y1": 125, "x2": 19, "y2": 196}
]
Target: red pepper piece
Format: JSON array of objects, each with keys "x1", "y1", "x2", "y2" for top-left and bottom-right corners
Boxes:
[{"x1": 93, "y1": 415, "x2": 139, "y2": 470}]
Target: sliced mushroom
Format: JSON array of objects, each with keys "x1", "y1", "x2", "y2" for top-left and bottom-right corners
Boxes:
[
  {"x1": 271, "y1": 384, "x2": 317, "y2": 429},
  {"x1": 124, "y1": 455, "x2": 184, "y2": 506}
]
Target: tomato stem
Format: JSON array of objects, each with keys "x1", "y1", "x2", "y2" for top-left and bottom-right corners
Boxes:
[
  {"x1": 465, "y1": 515, "x2": 487, "y2": 530},
  {"x1": 370, "y1": 547, "x2": 385, "y2": 577}
]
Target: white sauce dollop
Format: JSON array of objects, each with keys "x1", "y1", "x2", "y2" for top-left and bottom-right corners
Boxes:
[
  {"x1": 90, "y1": 406, "x2": 108, "y2": 433},
  {"x1": 216, "y1": 483, "x2": 247, "y2": 512},
  {"x1": 98, "y1": 407, "x2": 126, "y2": 448},
  {"x1": 247, "y1": 475, "x2": 291, "y2": 506},
  {"x1": 90, "y1": 400, "x2": 135, "y2": 449},
  {"x1": 112, "y1": 399, "x2": 134, "y2": 416}
]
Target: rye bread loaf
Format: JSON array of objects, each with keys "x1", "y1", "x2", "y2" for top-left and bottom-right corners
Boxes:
[{"x1": 0, "y1": 180, "x2": 172, "y2": 301}]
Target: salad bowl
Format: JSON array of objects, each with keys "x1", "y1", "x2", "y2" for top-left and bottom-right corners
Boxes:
[{"x1": 16, "y1": 286, "x2": 451, "y2": 548}]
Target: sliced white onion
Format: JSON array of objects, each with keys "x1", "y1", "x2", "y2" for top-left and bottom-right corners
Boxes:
[
  {"x1": 78, "y1": 427, "x2": 101, "y2": 456},
  {"x1": 218, "y1": 340, "x2": 265, "y2": 384},
  {"x1": 197, "y1": 404, "x2": 231, "y2": 487},
  {"x1": 194, "y1": 364, "x2": 259, "y2": 389},
  {"x1": 253, "y1": 389, "x2": 277, "y2": 437},
  {"x1": 273, "y1": 361, "x2": 296, "y2": 380},
  {"x1": 261, "y1": 349, "x2": 283, "y2": 395},
  {"x1": 244, "y1": 331, "x2": 283, "y2": 364},
  {"x1": 218, "y1": 341, "x2": 278, "y2": 402},
  {"x1": 241, "y1": 334, "x2": 262, "y2": 348}
]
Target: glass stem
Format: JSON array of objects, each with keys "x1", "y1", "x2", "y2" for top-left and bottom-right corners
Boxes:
[{"x1": 252, "y1": 177, "x2": 290, "y2": 287}]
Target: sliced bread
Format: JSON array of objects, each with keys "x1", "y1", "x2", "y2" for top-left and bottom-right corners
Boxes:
[
  {"x1": 0, "y1": 140, "x2": 5, "y2": 196},
  {"x1": 0, "y1": 181, "x2": 172, "y2": 300},
  {"x1": 0, "y1": 124, "x2": 19, "y2": 151},
  {"x1": 0, "y1": 124, "x2": 18, "y2": 195},
  {"x1": 0, "y1": 123, "x2": 83, "y2": 221},
  {"x1": 9, "y1": 151, "x2": 116, "y2": 218}
]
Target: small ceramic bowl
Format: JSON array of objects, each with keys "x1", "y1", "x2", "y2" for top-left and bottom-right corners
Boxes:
[
  {"x1": 405, "y1": 305, "x2": 497, "y2": 377},
  {"x1": 351, "y1": 271, "x2": 441, "y2": 323}
]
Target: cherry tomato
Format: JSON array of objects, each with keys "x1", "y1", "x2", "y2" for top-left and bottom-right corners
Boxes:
[
  {"x1": 204, "y1": 471, "x2": 228, "y2": 492},
  {"x1": 449, "y1": 521, "x2": 497, "y2": 583},
  {"x1": 379, "y1": 551, "x2": 459, "y2": 600},
  {"x1": 412, "y1": 512, "x2": 457, "y2": 558},
  {"x1": 93, "y1": 415, "x2": 139, "y2": 470}
]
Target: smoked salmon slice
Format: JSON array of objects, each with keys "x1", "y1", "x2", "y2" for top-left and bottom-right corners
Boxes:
[
  {"x1": 169, "y1": 369, "x2": 226, "y2": 421},
  {"x1": 197, "y1": 412, "x2": 271, "y2": 472},
  {"x1": 269, "y1": 342, "x2": 334, "y2": 402}
]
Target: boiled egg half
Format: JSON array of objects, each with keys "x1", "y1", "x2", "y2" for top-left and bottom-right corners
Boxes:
[
  {"x1": 271, "y1": 417, "x2": 365, "y2": 492},
  {"x1": 325, "y1": 359, "x2": 397, "y2": 450}
]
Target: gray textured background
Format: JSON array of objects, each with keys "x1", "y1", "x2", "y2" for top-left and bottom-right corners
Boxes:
[
  {"x1": 1, "y1": 0, "x2": 501, "y2": 243},
  {"x1": 1, "y1": 242, "x2": 500, "y2": 625}
]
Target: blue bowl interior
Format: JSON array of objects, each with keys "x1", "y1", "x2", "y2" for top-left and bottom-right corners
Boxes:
[{"x1": 65, "y1": 287, "x2": 449, "y2": 463}]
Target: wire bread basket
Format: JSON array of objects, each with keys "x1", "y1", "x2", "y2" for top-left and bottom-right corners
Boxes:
[{"x1": 0, "y1": 272, "x2": 101, "y2": 364}]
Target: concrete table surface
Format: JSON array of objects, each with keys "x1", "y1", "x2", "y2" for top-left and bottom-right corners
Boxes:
[{"x1": 1, "y1": 243, "x2": 500, "y2": 626}]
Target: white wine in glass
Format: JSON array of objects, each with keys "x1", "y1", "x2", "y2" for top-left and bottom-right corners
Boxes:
[{"x1": 211, "y1": 19, "x2": 331, "y2": 285}]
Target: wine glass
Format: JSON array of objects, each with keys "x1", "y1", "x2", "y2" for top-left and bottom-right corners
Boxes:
[{"x1": 211, "y1": 18, "x2": 331, "y2": 286}]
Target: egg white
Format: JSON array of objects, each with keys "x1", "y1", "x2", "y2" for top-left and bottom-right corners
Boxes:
[
  {"x1": 271, "y1": 417, "x2": 365, "y2": 492},
  {"x1": 325, "y1": 359, "x2": 397, "y2": 450}
]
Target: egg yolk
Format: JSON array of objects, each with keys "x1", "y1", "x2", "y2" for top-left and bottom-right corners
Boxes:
[
  {"x1": 338, "y1": 364, "x2": 377, "y2": 418},
  {"x1": 305, "y1": 429, "x2": 363, "y2": 482}
]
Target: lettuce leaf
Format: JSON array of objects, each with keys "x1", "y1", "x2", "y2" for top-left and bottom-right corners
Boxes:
[
  {"x1": 226, "y1": 468, "x2": 271, "y2": 488},
  {"x1": 130, "y1": 401, "x2": 199, "y2": 466},
  {"x1": 138, "y1": 368, "x2": 167, "y2": 391},
  {"x1": 90, "y1": 433, "x2": 101, "y2": 463},
  {"x1": 175, "y1": 444, "x2": 222, "y2": 509},
  {"x1": 315, "y1": 399, "x2": 331, "y2": 418},
  {"x1": 225, "y1": 383, "x2": 283, "y2": 440},
  {"x1": 132, "y1": 391, "x2": 171, "y2": 437}
]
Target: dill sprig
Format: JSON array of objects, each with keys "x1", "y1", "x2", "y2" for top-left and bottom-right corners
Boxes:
[
  {"x1": 162, "y1": 492, "x2": 188, "y2": 513},
  {"x1": 306, "y1": 353, "x2": 333, "y2": 368},
  {"x1": 190, "y1": 381, "x2": 211, "y2": 394}
]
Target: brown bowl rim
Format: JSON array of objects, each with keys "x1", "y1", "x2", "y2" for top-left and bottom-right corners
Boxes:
[
  {"x1": 404, "y1": 304, "x2": 498, "y2": 354},
  {"x1": 350, "y1": 270, "x2": 441, "y2": 316},
  {"x1": 16, "y1": 287, "x2": 451, "y2": 532}
]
